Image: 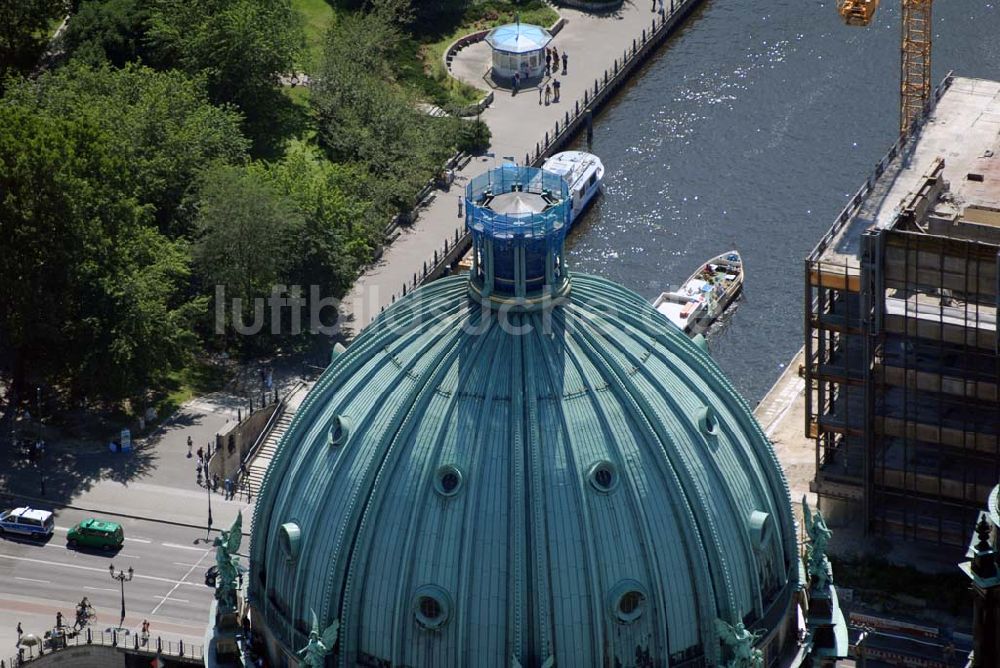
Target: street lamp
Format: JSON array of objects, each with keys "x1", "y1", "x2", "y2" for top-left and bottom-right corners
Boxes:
[
  {"x1": 108, "y1": 564, "x2": 134, "y2": 632},
  {"x1": 206, "y1": 465, "x2": 213, "y2": 542}
]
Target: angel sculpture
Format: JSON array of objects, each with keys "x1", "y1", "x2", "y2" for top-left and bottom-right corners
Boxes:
[
  {"x1": 714, "y1": 619, "x2": 764, "y2": 668},
  {"x1": 213, "y1": 511, "x2": 243, "y2": 610},
  {"x1": 802, "y1": 497, "x2": 833, "y2": 590},
  {"x1": 298, "y1": 609, "x2": 340, "y2": 668}
]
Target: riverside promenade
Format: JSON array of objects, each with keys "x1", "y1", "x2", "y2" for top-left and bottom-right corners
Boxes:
[{"x1": 337, "y1": 0, "x2": 703, "y2": 336}]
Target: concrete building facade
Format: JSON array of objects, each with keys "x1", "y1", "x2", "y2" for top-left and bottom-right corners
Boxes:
[{"x1": 806, "y1": 75, "x2": 1000, "y2": 545}]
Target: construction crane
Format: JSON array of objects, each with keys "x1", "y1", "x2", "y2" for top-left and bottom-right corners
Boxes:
[{"x1": 837, "y1": 0, "x2": 933, "y2": 138}]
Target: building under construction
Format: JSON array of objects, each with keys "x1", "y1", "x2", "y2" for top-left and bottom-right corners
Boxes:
[{"x1": 806, "y1": 75, "x2": 1000, "y2": 546}]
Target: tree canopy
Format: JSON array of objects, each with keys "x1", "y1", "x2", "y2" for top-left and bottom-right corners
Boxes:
[
  {"x1": 62, "y1": 0, "x2": 152, "y2": 68},
  {"x1": 146, "y1": 0, "x2": 303, "y2": 146},
  {"x1": 0, "y1": 0, "x2": 69, "y2": 89},
  {"x1": 0, "y1": 104, "x2": 193, "y2": 399},
  {"x1": 312, "y1": 6, "x2": 459, "y2": 213},
  {"x1": 5, "y1": 63, "x2": 249, "y2": 235}
]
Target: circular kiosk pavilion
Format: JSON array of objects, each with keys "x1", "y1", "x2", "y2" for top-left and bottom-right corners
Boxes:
[{"x1": 484, "y1": 22, "x2": 552, "y2": 86}]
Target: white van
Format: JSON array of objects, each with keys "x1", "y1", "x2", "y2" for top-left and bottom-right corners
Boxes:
[{"x1": 0, "y1": 507, "x2": 55, "y2": 539}]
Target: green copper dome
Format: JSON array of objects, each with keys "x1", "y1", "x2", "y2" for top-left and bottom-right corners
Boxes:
[{"x1": 249, "y1": 269, "x2": 800, "y2": 667}]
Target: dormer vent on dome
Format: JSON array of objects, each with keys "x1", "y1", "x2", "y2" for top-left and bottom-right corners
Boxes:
[{"x1": 464, "y1": 164, "x2": 570, "y2": 309}]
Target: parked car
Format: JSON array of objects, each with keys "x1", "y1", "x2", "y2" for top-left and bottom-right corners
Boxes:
[
  {"x1": 66, "y1": 518, "x2": 123, "y2": 551},
  {"x1": 0, "y1": 507, "x2": 54, "y2": 539}
]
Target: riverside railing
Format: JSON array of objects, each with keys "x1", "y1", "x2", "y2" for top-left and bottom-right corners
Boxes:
[
  {"x1": 391, "y1": 0, "x2": 704, "y2": 306},
  {"x1": 5, "y1": 628, "x2": 203, "y2": 666}
]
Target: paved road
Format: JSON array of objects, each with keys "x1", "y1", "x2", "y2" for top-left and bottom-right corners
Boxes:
[{"x1": 0, "y1": 506, "x2": 225, "y2": 659}]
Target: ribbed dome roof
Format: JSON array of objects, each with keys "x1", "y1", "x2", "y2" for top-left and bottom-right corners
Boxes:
[{"x1": 249, "y1": 273, "x2": 798, "y2": 668}]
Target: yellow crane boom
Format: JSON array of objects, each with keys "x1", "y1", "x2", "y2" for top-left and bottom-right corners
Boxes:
[{"x1": 837, "y1": 0, "x2": 933, "y2": 138}]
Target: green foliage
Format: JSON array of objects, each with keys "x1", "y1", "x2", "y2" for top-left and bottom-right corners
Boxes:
[
  {"x1": 456, "y1": 118, "x2": 491, "y2": 154},
  {"x1": 63, "y1": 0, "x2": 151, "y2": 67},
  {"x1": 0, "y1": 0, "x2": 69, "y2": 88},
  {"x1": 192, "y1": 163, "x2": 305, "y2": 350},
  {"x1": 147, "y1": 0, "x2": 304, "y2": 150},
  {"x1": 291, "y1": 0, "x2": 337, "y2": 69},
  {"x1": 0, "y1": 104, "x2": 193, "y2": 399},
  {"x1": 5, "y1": 63, "x2": 249, "y2": 236},
  {"x1": 312, "y1": 7, "x2": 458, "y2": 212},
  {"x1": 263, "y1": 142, "x2": 378, "y2": 296}
]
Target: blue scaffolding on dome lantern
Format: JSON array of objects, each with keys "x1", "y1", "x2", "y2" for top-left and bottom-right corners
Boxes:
[{"x1": 465, "y1": 164, "x2": 571, "y2": 308}]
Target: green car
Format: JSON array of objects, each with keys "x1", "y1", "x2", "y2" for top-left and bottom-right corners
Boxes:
[{"x1": 67, "y1": 518, "x2": 124, "y2": 551}]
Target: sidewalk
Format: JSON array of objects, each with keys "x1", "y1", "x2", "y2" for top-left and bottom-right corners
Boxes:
[
  {"x1": 1, "y1": 400, "x2": 251, "y2": 532},
  {"x1": 0, "y1": 356, "x2": 316, "y2": 532},
  {"x1": 338, "y1": 1, "x2": 696, "y2": 335}
]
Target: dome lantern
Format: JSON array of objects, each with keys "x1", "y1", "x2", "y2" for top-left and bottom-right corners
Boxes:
[{"x1": 465, "y1": 164, "x2": 571, "y2": 309}]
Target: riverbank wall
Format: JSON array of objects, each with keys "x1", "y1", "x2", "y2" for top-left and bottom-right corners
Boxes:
[
  {"x1": 337, "y1": 0, "x2": 708, "y2": 334},
  {"x1": 421, "y1": 0, "x2": 705, "y2": 287}
]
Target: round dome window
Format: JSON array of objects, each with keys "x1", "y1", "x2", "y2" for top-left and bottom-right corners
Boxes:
[
  {"x1": 696, "y1": 405, "x2": 720, "y2": 437},
  {"x1": 434, "y1": 465, "x2": 464, "y2": 497},
  {"x1": 587, "y1": 461, "x2": 619, "y2": 494},
  {"x1": 328, "y1": 415, "x2": 352, "y2": 448},
  {"x1": 279, "y1": 522, "x2": 301, "y2": 561},
  {"x1": 609, "y1": 580, "x2": 647, "y2": 624},
  {"x1": 413, "y1": 585, "x2": 452, "y2": 630}
]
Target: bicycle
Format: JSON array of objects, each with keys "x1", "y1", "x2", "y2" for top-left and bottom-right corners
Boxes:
[{"x1": 73, "y1": 605, "x2": 96, "y2": 631}]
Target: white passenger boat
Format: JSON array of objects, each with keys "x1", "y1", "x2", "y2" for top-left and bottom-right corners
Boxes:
[
  {"x1": 652, "y1": 251, "x2": 744, "y2": 336},
  {"x1": 541, "y1": 151, "x2": 604, "y2": 224}
]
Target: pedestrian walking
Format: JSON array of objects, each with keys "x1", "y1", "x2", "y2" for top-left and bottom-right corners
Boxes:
[
  {"x1": 544, "y1": 84, "x2": 551, "y2": 105},
  {"x1": 225, "y1": 477, "x2": 233, "y2": 500},
  {"x1": 545, "y1": 50, "x2": 551, "y2": 72},
  {"x1": 658, "y1": 0, "x2": 665, "y2": 12},
  {"x1": 187, "y1": 436, "x2": 193, "y2": 457},
  {"x1": 539, "y1": 86, "x2": 543, "y2": 105},
  {"x1": 17, "y1": 622, "x2": 22, "y2": 641},
  {"x1": 197, "y1": 446, "x2": 204, "y2": 462},
  {"x1": 553, "y1": 78, "x2": 561, "y2": 102},
  {"x1": 197, "y1": 463, "x2": 203, "y2": 486},
  {"x1": 141, "y1": 619, "x2": 150, "y2": 645},
  {"x1": 212, "y1": 473, "x2": 220, "y2": 492},
  {"x1": 56, "y1": 611, "x2": 63, "y2": 629},
  {"x1": 512, "y1": 71, "x2": 520, "y2": 95},
  {"x1": 651, "y1": 0, "x2": 656, "y2": 11},
  {"x1": 562, "y1": 52, "x2": 568, "y2": 75}
]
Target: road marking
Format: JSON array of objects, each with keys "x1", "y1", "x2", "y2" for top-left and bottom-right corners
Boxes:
[
  {"x1": 55, "y1": 525, "x2": 152, "y2": 543},
  {"x1": 15, "y1": 576, "x2": 51, "y2": 584},
  {"x1": 117, "y1": 553, "x2": 143, "y2": 559},
  {"x1": 150, "y1": 549, "x2": 210, "y2": 616},
  {"x1": 0, "y1": 553, "x2": 203, "y2": 588},
  {"x1": 172, "y1": 562, "x2": 200, "y2": 567},
  {"x1": 84, "y1": 586, "x2": 117, "y2": 592},
  {"x1": 161, "y1": 543, "x2": 207, "y2": 552},
  {"x1": 151, "y1": 596, "x2": 189, "y2": 603}
]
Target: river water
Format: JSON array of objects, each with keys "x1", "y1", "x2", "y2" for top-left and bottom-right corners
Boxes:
[{"x1": 565, "y1": 0, "x2": 1000, "y2": 403}]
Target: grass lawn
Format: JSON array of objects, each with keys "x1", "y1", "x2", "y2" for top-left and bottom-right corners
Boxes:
[
  {"x1": 292, "y1": 0, "x2": 337, "y2": 70},
  {"x1": 405, "y1": 1, "x2": 560, "y2": 111},
  {"x1": 150, "y1": 360, "x2": 228, "y2": 421}
]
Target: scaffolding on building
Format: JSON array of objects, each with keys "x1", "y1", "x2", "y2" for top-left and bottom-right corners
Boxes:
[{"x1": 805, "y1": 75, "x2": 1000, "y2": 546}]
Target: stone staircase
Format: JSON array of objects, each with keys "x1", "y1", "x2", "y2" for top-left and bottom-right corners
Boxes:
[{"x1": 245, "y1": 384, "x2": 308, "y2": 497}]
